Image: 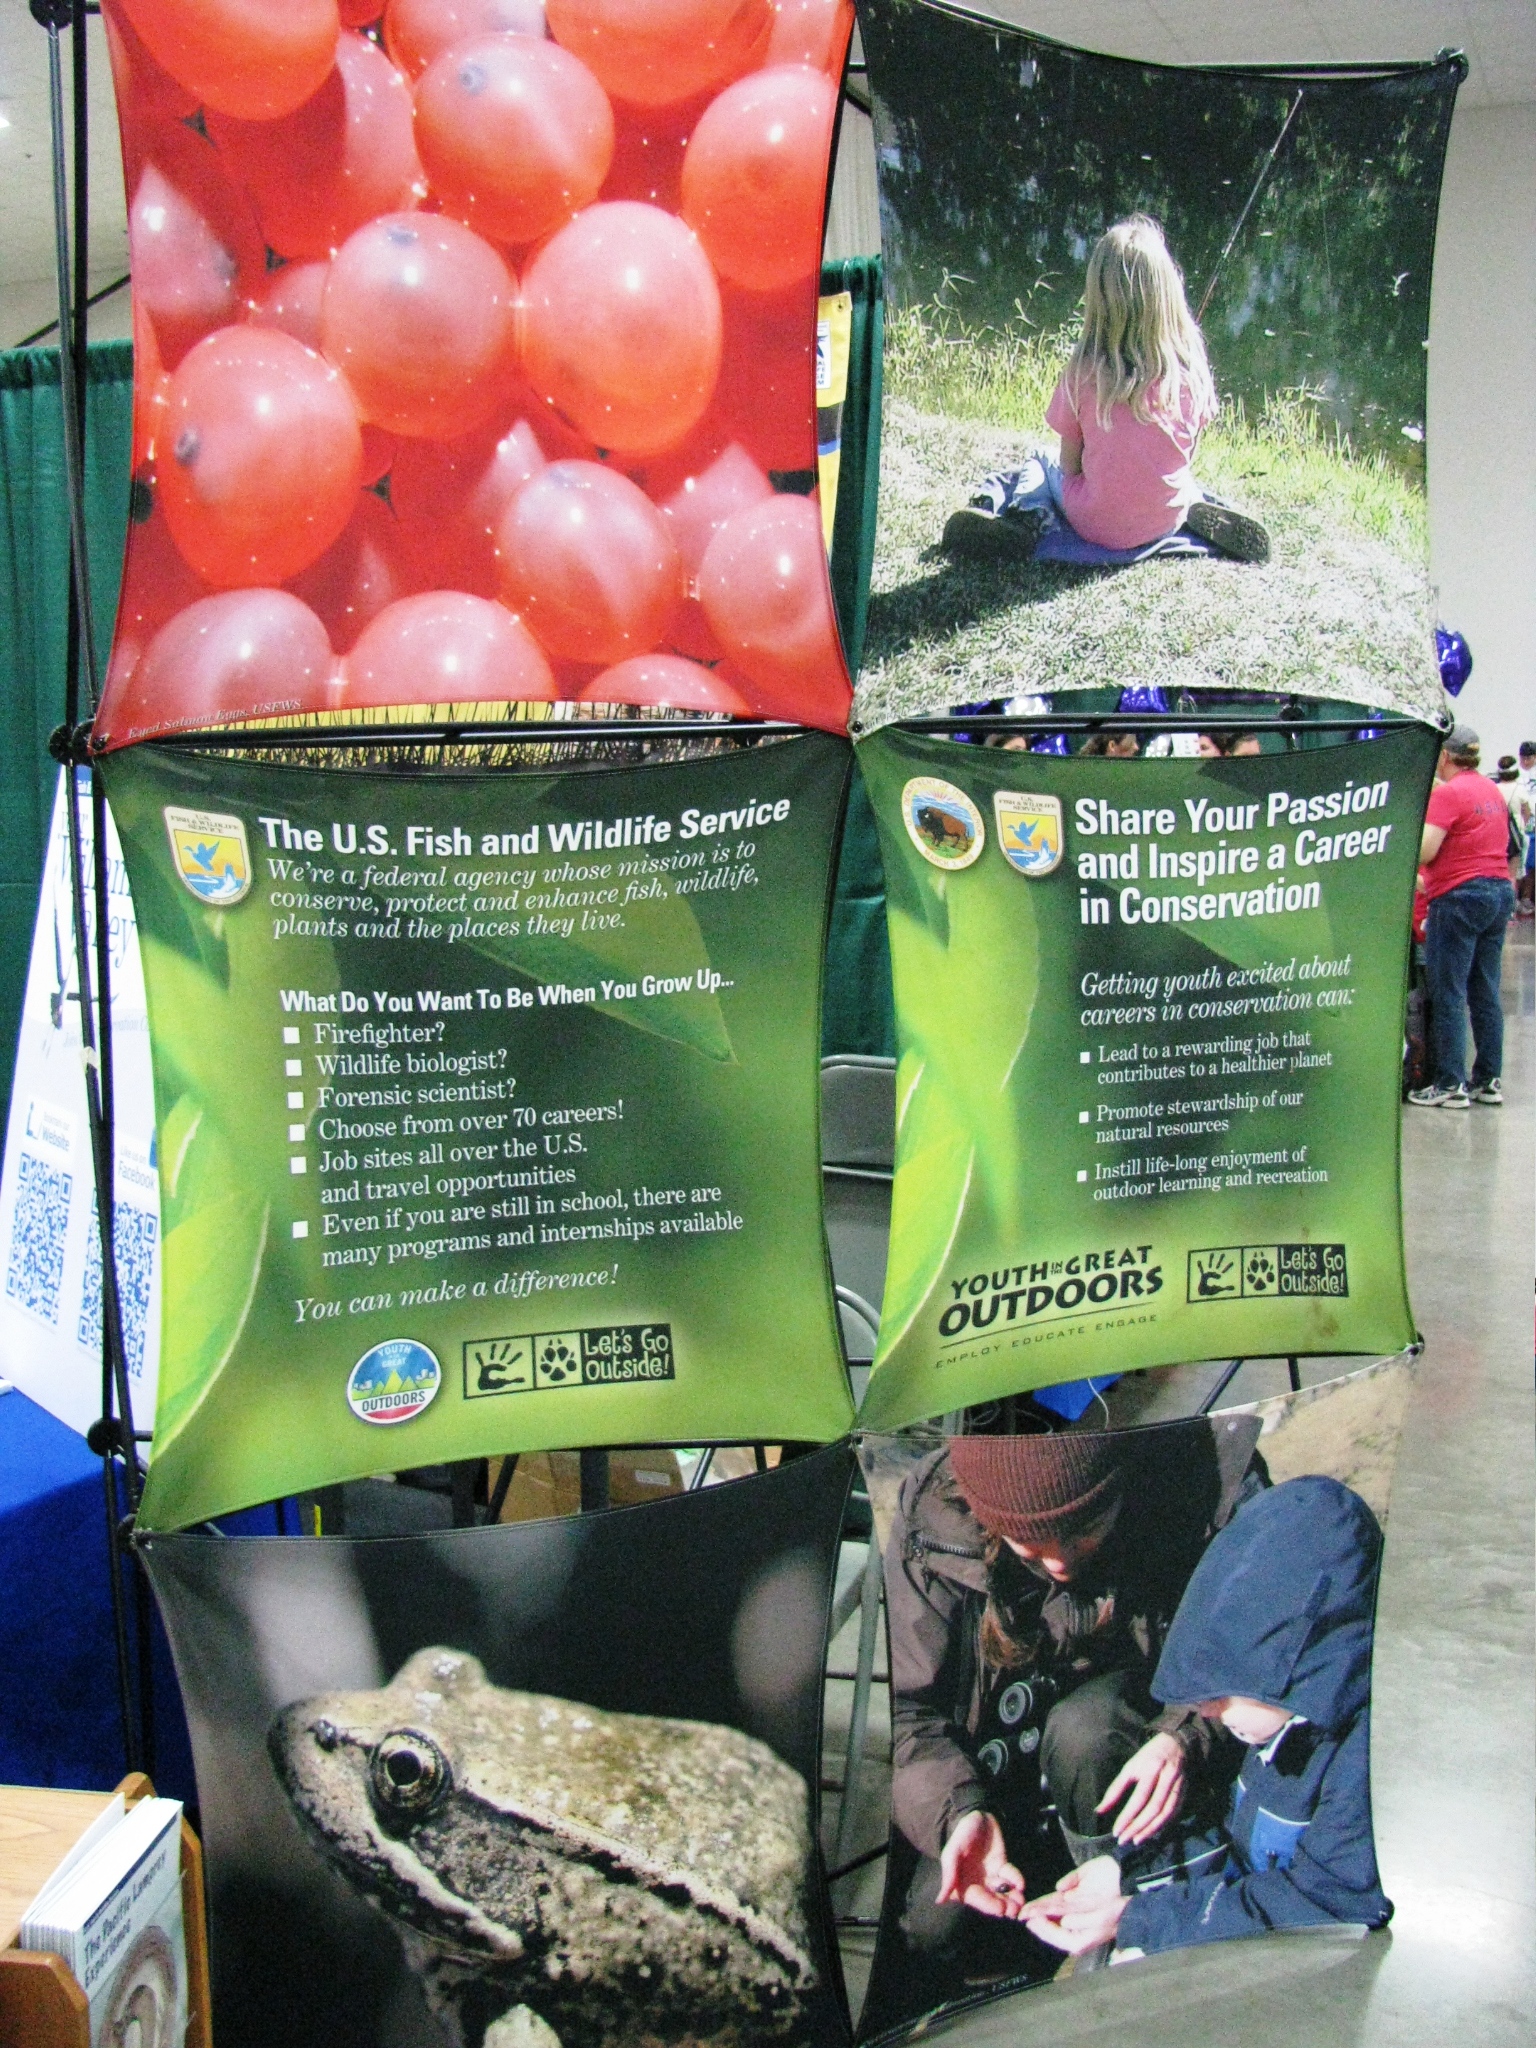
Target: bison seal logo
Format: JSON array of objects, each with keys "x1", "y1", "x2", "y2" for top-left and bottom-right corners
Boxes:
[{"x1": 901, "y1": 777, "x2": 984, "y2": 870}]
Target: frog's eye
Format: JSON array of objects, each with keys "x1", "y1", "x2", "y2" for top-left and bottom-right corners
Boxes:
[{"x1": 369, "y1": 1727, "x2": 452, "y2": 1822}]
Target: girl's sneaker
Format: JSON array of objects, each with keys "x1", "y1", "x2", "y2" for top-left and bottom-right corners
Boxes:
[
  {"x1": 1407, "y1": 1082, "x2": 1471, "y2": 1108},
  {"x1": 1470, "y1": 1078, "x2": 1503, "y2": 1105},
  {"x1": 1184, "y1": 498, "x2": 1272, "y2": 564},
  {"x1": 942, "y1": 502, "x2": 1047, "y2": 559}
]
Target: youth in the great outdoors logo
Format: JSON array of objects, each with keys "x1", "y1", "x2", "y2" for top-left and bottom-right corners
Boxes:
[{"x1": 346, "y1": 1339, "x2": 442, "y2": 1426}]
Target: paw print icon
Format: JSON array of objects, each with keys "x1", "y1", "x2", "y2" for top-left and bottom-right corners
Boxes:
[
  {"x1": 535, "y1": 1333, "x2": 583, "y2": 1388},
  {"x1": 1243, "y1": 1249, "x2": 1279, "y2": 1295}
]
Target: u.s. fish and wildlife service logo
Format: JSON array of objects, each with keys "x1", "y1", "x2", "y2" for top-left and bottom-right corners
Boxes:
[
  {"x1": 994, "y1": 791, "x2": 1063, "y2": 877},
  {"x1": 163, "y1": 806, "x2": 251, "y2": 905},
  {"x1": 901, "y1": 777, "x2": 985, "y2": 870},
  {"x1": 347, "y1": 1339, "x2": 442, "y2": 1426}
]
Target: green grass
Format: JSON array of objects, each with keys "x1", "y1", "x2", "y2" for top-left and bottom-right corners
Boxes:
[
  {"x1": 883, "y1": 297, "x2": 1427, "y2": 553},
  {"x1": 883, "y1": 296, "x2": 1072, "y2": 438},
  {"x1": 857, "y1": 299, "x2": 1441, "y2": 729}
]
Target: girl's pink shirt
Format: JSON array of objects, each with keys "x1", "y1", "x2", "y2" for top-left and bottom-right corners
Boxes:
[{"x1": 1045, "y1": 372, "x2": 1215, "y2": 549}]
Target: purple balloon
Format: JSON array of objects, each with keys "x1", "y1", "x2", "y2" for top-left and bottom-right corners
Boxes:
[{"x1": 1435, "y1": 625, "x2": 1472, "y2": 697}]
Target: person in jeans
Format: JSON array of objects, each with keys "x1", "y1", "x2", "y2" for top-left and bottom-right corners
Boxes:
[
  {"x1": 1407, "y1": 723, "x2": 1515, "y2": 1108},
  {"x1": 1517, "y1": 740, "x2": 1536, "y2": 917}
]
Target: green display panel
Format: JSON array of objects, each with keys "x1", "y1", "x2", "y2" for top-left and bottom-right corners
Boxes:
[
  {"x1": 105, "y1": 735, "x2": 855, "y2": 1529},
  {"x1": 858, "y1": 724, "x2": 1438, "y2": 1430}
]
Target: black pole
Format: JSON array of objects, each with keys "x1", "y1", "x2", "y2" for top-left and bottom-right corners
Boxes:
[
  {"x1": 37, "y1": 0, "x2": 147, "y2": 1772},
  {"x1": 70, "y1": 0, "x2": 88, "y2": 411},
  {"x1": 90, "y1": 770, "x2": 139, "y2": 1500},
  {"x1": 129, "y1": 716, "x2": 809, "y2": 752},
  {"x1": 37, "y1": 3, "x2": 101, "y2": 710},
  {"x1": 485, "y1": 1454, "x2": 519, "y2": 1524},
  {"x1": 579, "y1": 1450, "x2": 610, "y2": 1513},
  {"x1": 892, "y1": 714, "x2": 1423, "y2": 737},
  {"x1": 450, "y1": 1461, "x2": 479, "y2": 1528},
  {"x1": 99, "y1": 1457, "x2": 139, "y2": 1769}
]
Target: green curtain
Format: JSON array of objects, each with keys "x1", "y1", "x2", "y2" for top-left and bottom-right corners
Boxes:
[
  {"x1": 821, "y1": 254, "x2": 883, "y2": 679},
  {"x1": 822, "y1": 760, "x2": 895, "y2": 1057},
  {"x1": 0, "y1": 340, "x2": 135, "y2": 1129},
  {"x1": 819, "y1": 255, "x2": 895, "y2": 1056}
]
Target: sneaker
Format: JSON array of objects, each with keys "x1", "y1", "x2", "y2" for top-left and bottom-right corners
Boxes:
[
  {"x1": 942, "y1": 504, "x2": 1046, "y2": 559},
  {"x1": 1469, "y1": 1078, "x2": 1503, "y2": 1105},
  {"x1": 1184, "y1": 498, "x2": 1272, "y2": 565},
  {"x1": 1407, "y1": 1082, "x2": 1471, "y2": 1108}
]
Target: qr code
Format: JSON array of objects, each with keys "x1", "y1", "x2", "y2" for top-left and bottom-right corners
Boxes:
[
  {"x1": 80, "y1": 1201, "x2": 159, "y2": 1378},
  {"x1": 5, "y1": 1150, "x2": 73, "y2": 1325}
]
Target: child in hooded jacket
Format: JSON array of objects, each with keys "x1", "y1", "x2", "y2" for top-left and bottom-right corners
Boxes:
[{"x1": 1020, "y1": 1475, "x2": 1391, "y2": 1957}]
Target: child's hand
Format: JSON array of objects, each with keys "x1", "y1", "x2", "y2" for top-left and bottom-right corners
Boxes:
[
  {"x1": 1096, "y1": 1730, "x2": 1186, "y2": 1844},
  {"x1": 1022, "y1": 1855, "x2": 1129, "y2": 1953},
  {"x1": 935, "y1": 1810, "x2": 1027, "y2": 1919}
]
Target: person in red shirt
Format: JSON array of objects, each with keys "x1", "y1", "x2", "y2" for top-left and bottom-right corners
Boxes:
[{"x1": 1407, "y1": 723, "x2": 1515, "y2": 1108}]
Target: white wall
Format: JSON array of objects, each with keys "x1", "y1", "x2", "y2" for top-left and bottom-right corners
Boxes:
[
  {"x1": 1427, "y1": 100, "x2": 1536, "y2": 763},
  {"x1": 825, "y1": 103, "x2": 880, "y2": 262}
]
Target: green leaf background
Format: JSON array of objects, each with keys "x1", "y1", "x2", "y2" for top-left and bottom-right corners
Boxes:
[
  {"x1": 103, "y1": 739, "x2": 855, "y2": 1529},
  {"x1": 858, "y1": 725, "x2": 1438, "y2": 1430}
]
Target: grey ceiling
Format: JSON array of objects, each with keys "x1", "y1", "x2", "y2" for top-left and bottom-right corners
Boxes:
[{"x1": 0, "y1": 0, "x2": 1531, "y2": 348}]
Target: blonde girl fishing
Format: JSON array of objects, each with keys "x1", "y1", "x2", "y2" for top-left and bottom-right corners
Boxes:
[{"x1": 945, "y1": 215, "x2": 1270, "y2": 564}]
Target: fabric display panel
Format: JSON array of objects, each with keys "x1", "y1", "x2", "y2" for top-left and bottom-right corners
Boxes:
[
  {"x1": 141, "y1": 1441, "x2": 856, "y2": 2048},
  {"x1": 855, "y1": 1356, "x2": 1413, "y2": 2042},
  {"x1": 853, "y1": 1, "x2": 1458, "y2": 726},
  {"x1": 103, "y1": 734, "x2": 854, "y2": 1531},
  {"x1": 856, "y1": 727, "x2": 1437, "y2": 1428},
  {"x1": 0, "y1": 770, "x2": 161, "y2": 1435},
  {"x1": 17, "y1": 12, "x2": 1468, "y2": 2048},
  {"x1": 96, "y1": 0, "x2": 858, "y2": 742}
]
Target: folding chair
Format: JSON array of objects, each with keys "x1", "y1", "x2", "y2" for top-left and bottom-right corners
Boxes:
[{"x1": 820, "y1": 1056, "x2": 896, "y2": 1867}]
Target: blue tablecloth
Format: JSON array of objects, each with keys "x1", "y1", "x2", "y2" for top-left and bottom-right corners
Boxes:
[
  {"x1": 0, "y1": 1385, "x2": 195, "y2": 1797},
  {"x1": 1031, "y1": 1375, "x2": 1119, "y2": 1422}
]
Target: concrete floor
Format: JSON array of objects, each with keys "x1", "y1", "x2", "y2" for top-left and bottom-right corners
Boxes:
[{"x1": 824, "y1": 921, "x2": 1535, "y2": 2043}]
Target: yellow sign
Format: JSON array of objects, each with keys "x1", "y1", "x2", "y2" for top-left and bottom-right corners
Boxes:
[
  {"x1": 163, "y1": 806, "x2": 251, "y2": 905},
  {"x1": 816, "y1": 290, "x2": 853, "y2": 552},
  {"x1": 993, "y1": 791, "x2": 1064, "y2": 876}
]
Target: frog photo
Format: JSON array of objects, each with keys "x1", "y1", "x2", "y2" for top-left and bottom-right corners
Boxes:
[{"x1": 268, "y1": 1647, "x2": 822, "y2": 2048}]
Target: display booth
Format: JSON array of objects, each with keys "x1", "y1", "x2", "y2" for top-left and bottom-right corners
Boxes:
[{"x1": 0, "y1": 2, "x2": 1463, "y2": 2043}]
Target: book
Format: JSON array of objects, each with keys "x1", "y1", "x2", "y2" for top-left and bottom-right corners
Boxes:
[{"x1": 19, "y1": 1795, "x2": 187, "y2": 2048}]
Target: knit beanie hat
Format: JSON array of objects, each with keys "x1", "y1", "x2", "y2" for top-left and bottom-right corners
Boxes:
[{"x1": 948, "y1": 1432, "x2": 1127, "y2": 1544}]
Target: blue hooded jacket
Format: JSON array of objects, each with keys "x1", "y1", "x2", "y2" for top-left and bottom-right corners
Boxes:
[{"x1": 1116, "y1": 1475, "x2": 1392, "y2": 1954}]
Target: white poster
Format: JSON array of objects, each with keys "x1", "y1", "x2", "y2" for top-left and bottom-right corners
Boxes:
[{"x1": 0, "y1": 770, "x2": 160, "y2": 1438}]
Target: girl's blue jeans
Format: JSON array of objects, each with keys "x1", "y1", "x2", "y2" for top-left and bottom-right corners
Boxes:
[{"x1": 975, "y1": 457, "x2": 1067, "y2": 520}]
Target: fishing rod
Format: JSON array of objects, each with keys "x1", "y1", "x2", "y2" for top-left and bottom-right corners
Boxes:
[{"x1": 1196, "y1": 87, "x2": 1305, "y2": 321}]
